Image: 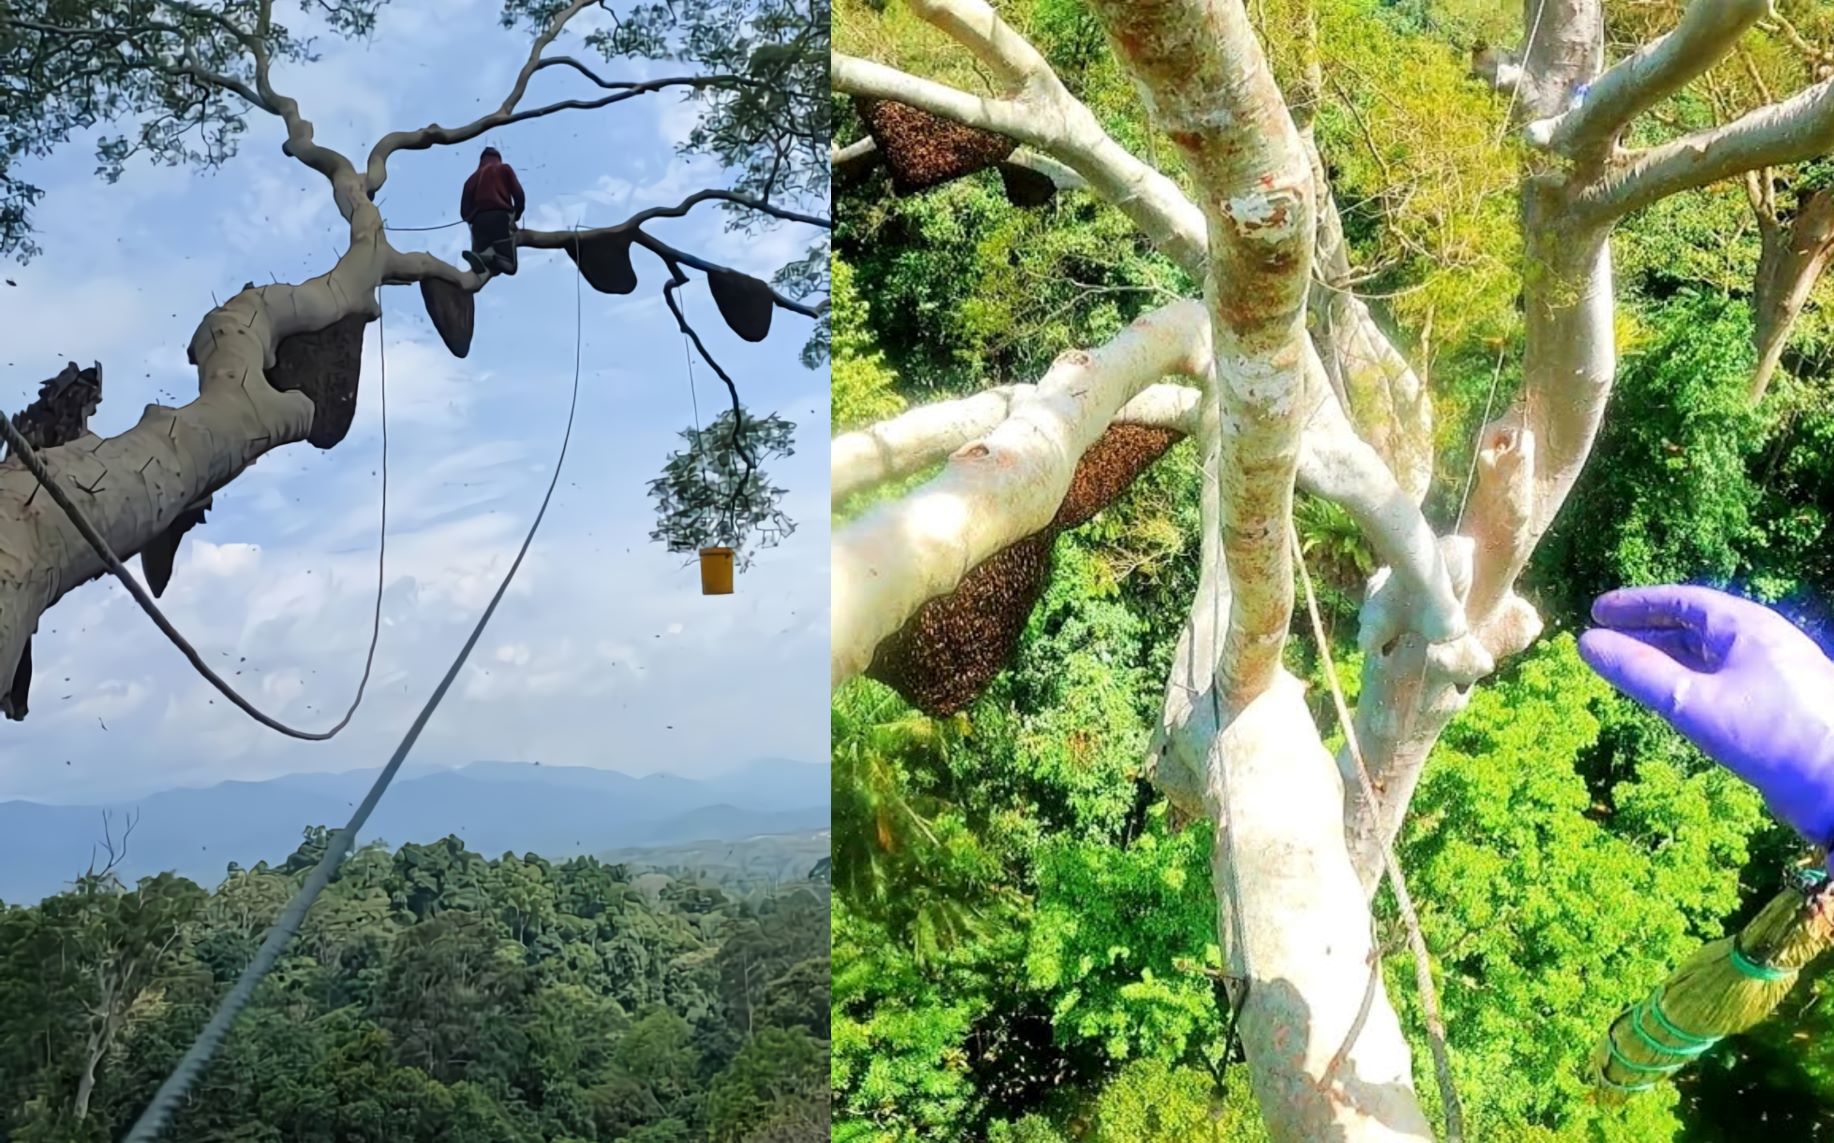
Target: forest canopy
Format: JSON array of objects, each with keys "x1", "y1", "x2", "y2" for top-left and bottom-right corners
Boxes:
[
  {"x1": 830, "y1": 0, "x2": 1834, "y2": 1139},
  {"x1": 0, "y1": 833, "x2": 831, "y2": 1142}
]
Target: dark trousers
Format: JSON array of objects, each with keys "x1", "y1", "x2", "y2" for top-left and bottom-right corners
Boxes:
[{"x1": 468, "y1": 209, "x2": 518, "y2": 275}]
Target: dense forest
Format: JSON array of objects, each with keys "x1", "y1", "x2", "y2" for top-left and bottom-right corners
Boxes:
[
  {"x1": 831, "y1": 1, "x2": 1834, "y2": 1140},
  {"x1": 0, "y1": 829, "x2": 830, "y2": 1142}
]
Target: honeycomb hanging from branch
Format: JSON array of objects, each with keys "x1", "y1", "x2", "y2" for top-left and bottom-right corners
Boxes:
[
  {"x1": 264, "y1": 313, "x2": 368, "y2": 449},
  {"x1": 855, "y1": 98, "x2": 1018, "y2": 195},
  {"x1": 2, "y1": 362, "x2": 101, "y2": 458},
  {"x1": 866, "y1": 422, "x2": 1184, "y2": 715}
]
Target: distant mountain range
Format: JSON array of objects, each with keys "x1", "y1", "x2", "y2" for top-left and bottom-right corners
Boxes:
[
  {"x1": 0, "y1": 758, "x2": 829, "y2": 904},
  {"x1": 602, "y1": 830, "x2": 832, "y2": 889}
]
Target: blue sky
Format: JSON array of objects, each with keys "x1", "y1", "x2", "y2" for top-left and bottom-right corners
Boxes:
[{"x1": 0, "y1": 0, "x2": 830, "y2": 804}]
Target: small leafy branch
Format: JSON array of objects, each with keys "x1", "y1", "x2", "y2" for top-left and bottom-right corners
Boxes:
[{"x1": 648, "y1": 406, "x2": 796, "y2": 567}]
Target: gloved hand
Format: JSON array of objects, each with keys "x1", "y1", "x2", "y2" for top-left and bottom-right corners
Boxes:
[{"x1": 1577, "y1": 584, "x2": 1834, "y2": 863}]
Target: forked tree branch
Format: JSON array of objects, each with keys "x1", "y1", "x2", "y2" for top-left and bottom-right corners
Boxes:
[
  {"x1": 832, "y1": 11, "x2": 1207, "y2": 274},
  {"x1": 1527, "y1": 0, "x2": 1770, "y2": 164},
  {"x1": 830, "y1": 300, "x2": 1210, "y2": 684},
  {"x1": 1580, "y1": 75, "x2": 1834, "y2": 223}
]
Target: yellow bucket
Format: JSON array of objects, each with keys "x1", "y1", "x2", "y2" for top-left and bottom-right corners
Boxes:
[{"x1": 699, "y1": 546, "x2": 734, "y2": 595}]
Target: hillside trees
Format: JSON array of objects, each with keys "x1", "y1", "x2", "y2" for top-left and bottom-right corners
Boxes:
[
  {"x1": 0, "y1": 0, "x2": 830, "y2": 720},
  {"x1": 831, "y1": 1, "x2": 1834, "y2": 1137},
  {"x1": 0, "y1": 833, "x2": 832, "y2": 1141}
]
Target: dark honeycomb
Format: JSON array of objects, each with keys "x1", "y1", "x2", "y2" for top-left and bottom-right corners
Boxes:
[
  {"x1": 867, "y1": 532, "x2": 1055, "y2": 717},
  {"x1": 708, "y1": 268, "x2": 775, "y2": 343},
  {"x1": 866, "y1": 421, "x2": 1186, "y2": 715},
  {"x1": 998, "y1": 161, "x2": 1057, "y2": 208},
  {"x1": 265, "y1": 313, "x2": 367, "y2": 449},
  {"x1": 140, "y1": 499, "x2": 211, "y2": 599},
  {"x1": 3, "y1": 362, "x2": 100, "y2": 458},
  {"x1": 421, "y1": 277, "x2": 475, "y2": 358},
  {"x1": 856, "y1": 98, "x2": 1017, "y2": 195},
  {"x1": 1055, "y1": 423, "x2": 1182, "y2": 529},
  {"x1": 1, "y1": 361, "x2": 103, "y2": 721},
  {"x1": 566, "y1": 230, "x2": 639, "y2": 295}
]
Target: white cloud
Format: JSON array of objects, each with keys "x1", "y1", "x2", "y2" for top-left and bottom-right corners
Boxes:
[
  {"x1": 0, "y1": 3, "x2": 829, "y2": 809},
  {"x1": 222, "y1": 170, "x2": 335, "y2": 249},
  {"x1": 189, "y1": 541, "x2": 263, "y2": 579}
]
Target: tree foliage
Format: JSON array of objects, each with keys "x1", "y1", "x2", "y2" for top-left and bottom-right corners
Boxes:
[
  {"x1": 831, "y1": 0, "x2": 1834, "y2": 1138},
  {"x1": 647, "y1": 406, "x2": 797, "y2": 563},
  {"x1": 0, "y1": 833, "x2": 830, "y2": 1142}
]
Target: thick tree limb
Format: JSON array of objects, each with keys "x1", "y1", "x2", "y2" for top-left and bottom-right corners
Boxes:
[
  {"x1": 1750, "y1": 186, "x2": 1834, "y2": 400},
  {"x1": 384, "y1": 189, "x2": 826, "y2": 312},
  {"x1": 0, "y1": 232, "x2": 388, "y2": 712},
  {"x1": 1202, "y1": 672, "x2": 1434, "y2": 1141},
  {"x1": 1085, "y1": 4, "x2": 1436, "y2": 1137},
  {"x1": 1528, "y1": 0, "x2": 1770, "y2": 165},
  {"x1": 1298, "y1": 357, "x2": 1464, "y2": 650},
  {"x1": 830, "y1": 300, "x2": 1210, "y2": 685},
  {"x1": 1340, "y1": 411, "x2": 1544, "y2": 889},
  {"x1": 1146, "y1": 355, "x2": 1431, "y2": 1143},
  {"x1": 1580, "y1": 75, "x2": 1834, "y2": 223},
  {"x1": 831, "y1": 386, "x2": 1022, "y2": 504},
  {"x1": 829, "y1": 381, "x2": 1179, "y2": 505},
  {"x1": 832, "y1": 24, "x2": 1207, "y2": 276},
  {"x1": 834, "y1": 360, "x2": 1462, "y2": 652},
  {"x1": 1092, "y1": 0, "x2": 1314, "y2": 711}
]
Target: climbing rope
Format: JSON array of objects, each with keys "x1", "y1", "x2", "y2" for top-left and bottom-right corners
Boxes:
[
  {"x1": 1495, "y1": 0, "x2": 1551, "y2": 146},
  {"x1": 123, "y1": 235, "x2": 585, "y2": 1142},
  {"x1": 0, "y1": 307, "x2": 391, "y2": 741},
  {"x1": 679, "y1": 286, "x2": 712, "y2": 492},
  {"x1": 1453, "y1": 339, "x2": 1509, "y2": 535},
  {"x1": 676, "y1": 284, "x2": 732, "y2": 548},
  {"x1": 1292, "y1": 521, "x2": 1466, "y2": 1141},
  {"x1": 382, "y1": 219, "x2": 466, "y2": 232},
  {"x1": 1198, "y1": 430, "x2": 1254, "y2": 1092},
  {"x1": 664, "y1": 280, "x2": 754, "y2": 552}
]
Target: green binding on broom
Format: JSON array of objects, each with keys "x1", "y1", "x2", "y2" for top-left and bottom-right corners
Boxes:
[
  {"x1": 1729, "y1": 943, "x2": 1794, "y2": 982},
  {"x1": 1590, "y1": 865, "x2": 1834, "y2": 1102}
]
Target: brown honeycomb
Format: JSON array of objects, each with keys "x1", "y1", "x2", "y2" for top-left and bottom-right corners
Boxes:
[
  {"x1": 265, "y1": 313, "x2": 367, "y2": 449},
  {"x1": 866, "y1": 422, "x2": 1186, "y2": 715},
  {"x1": 855, "y1": 98, "x2": 1018, "y2": 195},
  {"x1": 421, "y1": 277, "x2": 475, "y2": 358}
]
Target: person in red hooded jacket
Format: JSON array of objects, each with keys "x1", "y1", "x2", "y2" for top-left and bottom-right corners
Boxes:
[{"x1": 460, "y1": 146, "x2": 526, "y2": 283}]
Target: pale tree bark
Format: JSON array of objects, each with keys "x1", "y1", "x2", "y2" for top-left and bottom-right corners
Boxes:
[
  {"x1": 1, "y1": 1, "x2": 819, "y2": 718},
  {"x1": 831, "y1": 0, "x2": 1834, "y2": 1137},
  {"x1": 830, "y1": 299, "x2": 1210, "y2": 685},
  {"x1": 1749, "y1": 183, "x2": 1834, "y2": 401}
]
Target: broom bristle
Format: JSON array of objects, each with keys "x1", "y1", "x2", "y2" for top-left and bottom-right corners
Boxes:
[{"x1": 1592, "y1": 871, "x2": 1834, "y2": 1102}]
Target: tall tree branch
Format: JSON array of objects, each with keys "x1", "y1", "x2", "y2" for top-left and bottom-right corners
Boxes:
[
  {"x1": 832, "y1": 29, "x2": 1207, "y2": 274},
  {"x1": 1580, "y1": 74, "x2": 1834, "y2": 223},
  {"x1": 831, "y1": 300, "x2": 1210, "y2": 685},
  {"x1": 1527, "y1": 0, "x2": 1770, "y2": 164}
]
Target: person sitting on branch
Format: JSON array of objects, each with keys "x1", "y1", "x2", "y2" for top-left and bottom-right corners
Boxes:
[{"x1": 459, "y1": 146, "x2": 525, "y2": 285}]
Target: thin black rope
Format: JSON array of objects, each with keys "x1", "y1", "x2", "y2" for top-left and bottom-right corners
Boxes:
[
  {"x1": 662, "y1": 281, "x2": 754, "y2": 550},
  {"x1": 382, "y1": 219, "x2": 466, "y2": 232},
  {"x1": 676, "y1": 284, "x2": 720, "y2": 541},
  {"x1": 0, "y1": 306, "x2": 390, "y2": 741},
  {"x1": 121, "y1": 237, "x2": 585, "y2": 1142}
]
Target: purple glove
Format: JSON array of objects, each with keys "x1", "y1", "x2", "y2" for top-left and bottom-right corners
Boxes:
[{"x1": 1577, "y1": 585, "x2": 1834, "y2": 865}]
